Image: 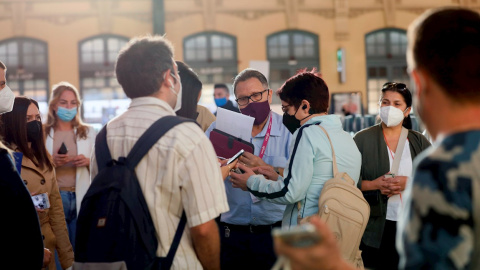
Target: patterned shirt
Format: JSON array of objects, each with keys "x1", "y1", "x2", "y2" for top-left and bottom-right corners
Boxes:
[
  {"x1": 398, "y1": 130, "x2": 480, "y2": 269},
  {"x1": 91, "y1": 97, "x2": 229, "y2": 270}
]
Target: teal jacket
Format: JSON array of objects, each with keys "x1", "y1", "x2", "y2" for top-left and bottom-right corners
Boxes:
[
  {"x1": 353, "y1": 124, "x2": 431, "y2": 248},
  {"x1": 248, "y1": 115, "x2": 362, "y2": 227}
]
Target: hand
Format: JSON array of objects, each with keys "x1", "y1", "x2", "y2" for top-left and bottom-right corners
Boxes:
[
  {"x1": 252, "y1": 165, "x2": 279, "y2": 181},
  {"x1": 220, "y1": 159, "x2": 238, "y2": 180},
  {"x1": 385, "y1": 176, "x2": 408, "y2": 197},
  {"x1": 274, "y1": 216, "x2": 354, "y2": 270},
  {"x1": 53, "y1": 153, "x2": 70, "y2": 167},
  {"x1": 371, "y1": 175, "x2": 392, "y2": 196},
  {"x1": 43, "y1": 248, "x2": 52, "y2": 267},
  {"x1": 230, "y1": 163, "x2": 255, "y2": 191},
  {"x1": 238, "y1": 152, "x2": 267, "y2": 168},
  {"x1": 73, "y1": 154, "x2": 90, "y2": 167}
]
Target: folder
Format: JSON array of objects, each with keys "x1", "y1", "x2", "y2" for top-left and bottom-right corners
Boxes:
[{"x1": 210, "y1": 129, "x2": 254, "y2": 159}]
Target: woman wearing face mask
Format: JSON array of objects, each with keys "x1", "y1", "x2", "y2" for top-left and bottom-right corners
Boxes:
[
  {"x1": 353, "y1": 82, "x2": 431, "y2": 270},
  {"x1": 1, "y1": 96, "x2": 74, "y2": 270},
  {"x1": 44, "y1": 82, "x2": 96, "y2": 265},
  {"x1": 230, "y1": 70, "x2": 362, "y2": 228}
]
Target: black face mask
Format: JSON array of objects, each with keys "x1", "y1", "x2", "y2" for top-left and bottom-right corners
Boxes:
[
  {"x1": 283, "y1": 113, "x2": 301, "y2": 134},
  {"x1": 26, "y1": 120, "x2": 42, "y2": 142}
]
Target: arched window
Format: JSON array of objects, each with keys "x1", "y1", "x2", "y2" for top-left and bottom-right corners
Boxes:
[
  {"x1": 267, "y1": 30, "x2": 319, "y2": 102},
  {"x1": 0, "y1": 38, "x2": 49, "y2": 114},
  {"x1": 79, "y1": 35, "x2": 128, "y2": 124},
  {"x1": 365, "y1": 29, "x2": 409, "y2": 114},
  {"x1": 183, "y1": 32, "x2": 238, "y2": 84}
]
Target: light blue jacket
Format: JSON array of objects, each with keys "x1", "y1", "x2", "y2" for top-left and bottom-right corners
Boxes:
[{"x1": 248, "y1": 115, "x2": 362, "y2": 227}]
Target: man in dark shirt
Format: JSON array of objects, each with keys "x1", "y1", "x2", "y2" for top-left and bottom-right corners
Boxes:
[{"x1": 214, "y1": 83, "x2": 238, "y2": 115}]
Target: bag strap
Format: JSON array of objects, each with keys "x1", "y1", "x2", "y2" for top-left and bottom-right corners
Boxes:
[
  {"x1": 95, "y1": 125, "x2": 112, "y2": 172},
  {"x1": 127, "y1": 116, "x2": 196, "y2": 169},
  {"x1": 390, "y1": 127, "x2": 409, "y2": 175},
  {"x1": 317, "y1": 125, "x2": 339, "y2": 176},
  {"x1": 157, "y1": 211, "x2": 187, "y2": 269}
]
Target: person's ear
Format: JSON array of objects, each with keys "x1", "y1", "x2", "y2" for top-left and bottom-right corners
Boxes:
[
  {"x1": 404, "y1": 107, "x2": 412, "y2": 117},
  {"x1": 410, "y1": 68, "x2": 429, "y2": 100},
  {"x1": 162, "y1": 69, "x2": 174, "y2": 88},
  {"x1": 268, "y1": 89, "x2": 273, "y2": 104}
]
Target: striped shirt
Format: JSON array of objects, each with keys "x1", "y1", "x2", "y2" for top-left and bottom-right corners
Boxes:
[{"x1": 90, "y1": 97, "x2": 229, "y2": 269}]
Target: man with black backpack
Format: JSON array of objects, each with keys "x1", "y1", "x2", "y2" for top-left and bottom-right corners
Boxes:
[{"x1": 75, "y1": 36, "x2": 229, "y2": 270}]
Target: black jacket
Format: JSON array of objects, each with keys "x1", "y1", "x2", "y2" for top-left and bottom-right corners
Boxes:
[{"x1": 0, "y1": 148, "x2": 44, "y2": 269}]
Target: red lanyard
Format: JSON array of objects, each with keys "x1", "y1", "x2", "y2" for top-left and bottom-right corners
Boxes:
[{"x1": 258, "y1": 112, "x2": 273, "y2": 159}]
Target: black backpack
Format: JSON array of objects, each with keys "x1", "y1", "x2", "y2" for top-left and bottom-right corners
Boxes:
[{"x1": 75, "y1": 116, "x2": 195, "y2": 270}]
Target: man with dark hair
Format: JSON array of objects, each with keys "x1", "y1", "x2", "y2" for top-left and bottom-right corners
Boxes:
[
  {"x1": 205, "y1": 68, "x2": 292, "y2": 269},
  {"x1": 213, "y1": 83, "x2": 237, "y2": 114},
  {"x1": 91, "y1": 36, "x2": 229, "y2": 269},
  {"x1": 398, "y1": 7, "x2": 480, "y2": 269},
  {"x1": 274, "y1": 7, "x2": 480, "y2": 270}
]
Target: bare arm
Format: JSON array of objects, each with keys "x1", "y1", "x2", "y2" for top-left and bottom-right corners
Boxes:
[{"x1": 190, "y1": 219, "x2": 221, "y2": 270}]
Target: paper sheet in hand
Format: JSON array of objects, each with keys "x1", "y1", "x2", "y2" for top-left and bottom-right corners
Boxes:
[{"x1": 216, "y1": 107, "x2": 254, "y2": 141}]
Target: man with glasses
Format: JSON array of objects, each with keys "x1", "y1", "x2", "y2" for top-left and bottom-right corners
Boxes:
[{"x1": 206, "y1": 68, "x2": 292, "y2": 269}]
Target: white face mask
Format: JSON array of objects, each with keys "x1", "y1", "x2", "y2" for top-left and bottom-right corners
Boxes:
[
  {"x1": 169, "y1": 73, "x2": 182, "y2": 112},
  {"x1": 0, "y1": 85, "x2": 15, "y2": 114},
  {"x1": 379, "y1": 106, "x2": 407, "y2": 127}
]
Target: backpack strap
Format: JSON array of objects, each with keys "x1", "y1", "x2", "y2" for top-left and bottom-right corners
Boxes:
[
  {"x1": 126, "y1": 115, "x2": 196, "y2": 169},
  {"x1": 157, "y1": 211, "x2": 187, "y2": 269},
  {"x1": 390, "y1": 127, "x2": 408, "y2": 176},
  {"x1": 317, "y1": 125, "x2": 355, "y2": 186},
  {"x1": 95, "y1": 125, "x2": 113, "y2": 172}
]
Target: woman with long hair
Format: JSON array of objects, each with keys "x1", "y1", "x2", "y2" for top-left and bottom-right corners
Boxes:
[
  {"x1": 44, "y1": 82, "x2": 96, "y2": 251},
  {"x1": 1, "y1": 96, "x2": 73, "y2": 270},
  {"x1": 354, "y1": 82, "x2": 431, "y2": 269}
]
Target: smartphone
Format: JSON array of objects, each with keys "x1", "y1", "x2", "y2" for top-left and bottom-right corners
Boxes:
[
  {"x1": 227, "y1": 149, "x2": 244, "y2": 165},
  {"x1": 58, "y1": 142, "x2": 68, "y2": 155},
  {"x1": 31, "y1": 193, "x2": 50, "y2": 210},
  {"x1": 272, "y1": 223, "x2": 321, "y2": 248}
]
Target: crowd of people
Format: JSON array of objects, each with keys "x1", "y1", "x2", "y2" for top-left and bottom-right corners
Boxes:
[{"x1": 0, "y1": 6, "x2": 479, "y2": 270}]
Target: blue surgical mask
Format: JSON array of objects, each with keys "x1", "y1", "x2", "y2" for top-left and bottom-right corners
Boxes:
[
  {"x1": 57, "y1": 106, "x2": 77, "y2": 122},
  {"x1": 215, "y1": 97, "x2": 228, "y2": 107}
]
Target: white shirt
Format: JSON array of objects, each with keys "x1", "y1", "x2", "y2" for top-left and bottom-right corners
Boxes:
[
  {"x1": 91, "y1": 97, "x2": 229, "y2": 269},
  {"x1": 386, "y1": 140, "x2": 412, "y2": 221}
]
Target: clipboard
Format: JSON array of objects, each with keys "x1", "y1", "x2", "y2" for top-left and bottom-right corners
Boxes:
[{"x1": 209, "y1": 129, "x2": 254, "y2": 158}]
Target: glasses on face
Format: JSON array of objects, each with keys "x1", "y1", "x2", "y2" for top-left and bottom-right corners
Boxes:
[
  {"x1": 382, "y1": 82, "x2": 407, "y2": 91},
  {"x1": 235, "y1": 89, "x2": 268, "y2": 106},
  {"x1": 281, "y1": 104, "x2": 292, "y2": 113}
]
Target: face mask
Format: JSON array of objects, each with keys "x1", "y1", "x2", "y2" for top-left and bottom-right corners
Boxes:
[
  {"x1": 0, "y1": 85, "x2": 15, "y2": 114},
  {"x1": 57, "y1": 106, "x2": 77, "y2": 122},
  {"x1": 215, "y1": 97, "x2": 228, "y2": 107},
  {"x1": 26, "y1": 120, "x2": 42, "y2": 142},
  {"x1": 169, "y1": 73, "x2": 182, "y2": 112},
  {"x1": 283, "y1": 113, "x2": 301, "y2": 134},
  {"x1": 240, "y1": 100, "x2": 271, "y2": 125},
  {"x1": 379, "y1": 106, "x2": 407, "y2": 127}
]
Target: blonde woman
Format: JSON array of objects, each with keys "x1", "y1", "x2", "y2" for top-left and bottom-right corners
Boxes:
[{"x1": 44, "y1": 82, "x2": 96, "y2": 251}]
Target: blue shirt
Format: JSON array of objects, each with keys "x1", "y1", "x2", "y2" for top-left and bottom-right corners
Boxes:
[
  {"x1": 205, "y1": 112, "x2": 292, "y2": 225},
  {"x1": 247, "y1": 115, "x2": 362, "y2": 227},
  {"x1": 398, "y1": 130, "x2": 479, "y2": 269}
]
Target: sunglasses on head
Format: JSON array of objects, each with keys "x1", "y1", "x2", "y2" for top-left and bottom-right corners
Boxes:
[{"x1": 382, "y1": 82, "x2": 407, "y2": 91}]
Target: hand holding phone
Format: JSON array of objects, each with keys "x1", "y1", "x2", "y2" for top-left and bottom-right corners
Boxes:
[
  {"x1": 58, "y1": 142, "x2": 68, "y2": 155},
  {"x1": 272, "y1": 223, "x2": 321, "y2": 248},
  {"x1": 31, "y1": 193, "x2": 51, "y2": 210},
  {"x1": 227, "y1": 149, "x2": 244, "y2": 165}
]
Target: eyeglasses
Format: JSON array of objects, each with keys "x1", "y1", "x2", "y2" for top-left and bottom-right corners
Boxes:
[
  {"x1": 235, "y1": 89, "x2": 269, "y2": 106},
  {"x1": 382, "y1": 82, "x2": 407, "y2": 91},
  {"x1": 281, "y1": 104, "x2": 292, "y2": 113}
]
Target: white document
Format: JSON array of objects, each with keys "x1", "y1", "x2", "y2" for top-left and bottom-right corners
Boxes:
[{"x1": 216, "y1": 107, "x2": 254, "y2": 141}]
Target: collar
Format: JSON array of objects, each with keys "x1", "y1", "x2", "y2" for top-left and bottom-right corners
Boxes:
[
  {"x1": 254, "y1": 111, "x2": 283, "y2": 138},
  {"x1": 303, "y1": 114, "x2": 342, "y2": 127},
  {"x1": 129, "y1": 97, "x2": 176, "y2": 115}
]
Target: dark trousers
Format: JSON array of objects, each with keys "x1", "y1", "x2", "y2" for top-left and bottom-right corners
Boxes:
[
  {"x1": 219, "y1": 222, "x2": 280, "y2": 270},
  {"x1": 361, "y1": 220, "x2": 399, "y2": 270}
]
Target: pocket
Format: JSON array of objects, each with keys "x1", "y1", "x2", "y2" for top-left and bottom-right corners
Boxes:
[{"x1": 319, "y1": 204, "x2": 362, "y2": 261}]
